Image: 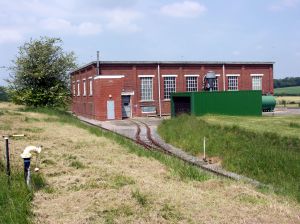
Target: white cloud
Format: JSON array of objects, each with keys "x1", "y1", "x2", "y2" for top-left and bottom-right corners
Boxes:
[
  {"x1": 269, "y1": 0, "x2": 299, "y2": 11},
  {"x1": 40, "y1": 18, "x2": 102, "y2": 36},
  {"x1": 160, "y1": 1, "x2": 206, "y2": 18},
  {"x1": 105, "y1": 9, "x2": 142, "y2": 32},
  {"x1": 0, "y1": 28, "x2": 23, "y2": 44}
]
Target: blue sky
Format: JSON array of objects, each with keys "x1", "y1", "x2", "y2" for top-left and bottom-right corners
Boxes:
[{"x1": 0, "y1": 0, "x2": 299, "y2": 85}]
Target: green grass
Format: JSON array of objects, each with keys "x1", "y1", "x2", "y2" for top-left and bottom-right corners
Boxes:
[
  {"x1": 202, "y1": 114, "x2": 300, "y2": 138},
  {"x1": 0, "y1": 162, "x2": 47, "y2": 224},
  {"x1": 20, "y1": 107, "x2": 211, "y2": 183},
  {"x1": 158, "y1": 115, "x2": 300, "y2": 202},
  {"x1": 131, "y1": 189, "x2": 148, "y2": 206},
  {"x1": 274, "y1": 86, "x2": 300, "y2": 96}
]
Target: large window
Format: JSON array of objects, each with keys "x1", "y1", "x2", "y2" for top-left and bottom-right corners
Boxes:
[
  {"x1": 186, "y1": 76, "x2": 198, "y2": 92},
  {"x1": 228, "y1": 76, "x2": 238, "y2": 91},
  {"x1": 212, "y1": 78, "x2": 218, "y2": 91},
  {"x1": 89, "y1": 78, "x2": 93, "y2": 96},
  {"x1": 252, "y1": 76, "x2": 262, "y2": 90},
  {"x1": 164, "y1": 76, "x2": 176, "y2": 99},
  {"x1": 77, "y1": 80, "x2": 80, "y2": 96},
  {"x1": 72, "y1": 82, "x2": 76, "y2": 96},
  {"x1": 83, "y1": 79, "x2": 86, "y2": 96},
  {"x1": 140, "y1": 77, "x2": 153, "y2": 101}
]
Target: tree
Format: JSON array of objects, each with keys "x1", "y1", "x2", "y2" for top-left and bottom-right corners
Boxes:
[
  {"x1": 0, "y1": 86, "x2": 9, "y2": 101},
  {"x1": 8, "y1": 37, "x2": 77, "y2": 107}
]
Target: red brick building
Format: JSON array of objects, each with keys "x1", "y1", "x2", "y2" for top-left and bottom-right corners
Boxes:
[{"x1": 70, "y1": 61, "x2": 274, "y2": 120}]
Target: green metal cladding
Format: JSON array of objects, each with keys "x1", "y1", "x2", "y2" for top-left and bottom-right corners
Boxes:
[{"x1": 171, "y1": 90, "x2": 262, "y2": 117}]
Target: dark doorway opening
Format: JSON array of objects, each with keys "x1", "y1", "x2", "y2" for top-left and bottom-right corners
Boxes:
[{"x1": 173, "y1": 96, "x2": 191, "y2": 116}]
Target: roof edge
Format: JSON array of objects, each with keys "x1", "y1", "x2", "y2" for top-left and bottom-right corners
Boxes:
[{"x1": 70, "y1": 60, "x2": 275, "y2": 74}]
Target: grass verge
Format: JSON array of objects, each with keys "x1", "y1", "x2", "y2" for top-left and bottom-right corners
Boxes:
[
  {"x1": 0, "y1": 162, "x2": 46, "y2": 224},
  {"x1": 19, "y1": 107, "x2": 211, "y2": 183},
  {"x1": 158, "y1": 114, "x2": 300, "y2": 202}
]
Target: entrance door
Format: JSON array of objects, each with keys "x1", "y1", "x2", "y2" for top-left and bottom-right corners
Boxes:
[
  {"x1": 122, "y1": 95, "x2": 131, "y2": 118},
  {"x1": 107, "y1": 100, "x2": 115, "y2": 120}
]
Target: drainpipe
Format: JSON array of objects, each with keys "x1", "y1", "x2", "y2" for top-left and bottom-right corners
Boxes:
[
  {"x1": 96, "y1": 51, "x2": 100, "y2": 76},
  {"x1": 157, "y1": 64, "x2": 162, "y2": 117},
  {"x1": 222, "y1": 64, "x2": 226, "y2": 91}
]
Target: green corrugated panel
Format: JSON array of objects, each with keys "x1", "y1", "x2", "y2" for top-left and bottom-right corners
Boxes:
[{"x1": 171, "y1": 90, "x2": 262, "y2": 116}]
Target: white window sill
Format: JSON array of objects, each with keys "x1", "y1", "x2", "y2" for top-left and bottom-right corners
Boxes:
[
  {"x1": 141, "y1": 111, "x2": 156, "y2": 114},
  {"x1": 163, "y1": 99, "x2": 171, "y2": 101},
  {"x1": 139, "y1": 100, "x2": 154, "y2": 102}
]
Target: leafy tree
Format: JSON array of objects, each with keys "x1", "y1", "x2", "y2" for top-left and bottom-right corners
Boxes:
[
  {"x1": 7, "y1": 37, "x2": 77, "y2": 107},
  {"x1": 0, "y1": 86, "x2": 9, "y2": 101},
  {"x1": 274, "y1": 77, "x2": 300, "y2": 88}
]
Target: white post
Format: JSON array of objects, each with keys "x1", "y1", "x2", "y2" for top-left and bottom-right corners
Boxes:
[
  {"x1": 203, "y1": 136, "x2": 206, "y2": 160},
  {"x1": 157, "y1": 64, "x2": 162, "y2": 118}
]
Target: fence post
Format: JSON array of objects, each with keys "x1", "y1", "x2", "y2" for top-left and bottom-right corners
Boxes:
[{"x1": 4, "y1": 136, "x2": 10, "y2": 177}]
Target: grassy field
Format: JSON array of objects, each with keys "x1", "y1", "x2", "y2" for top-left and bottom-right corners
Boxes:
[
  {"x1": 276, "y1": 96, "x2": 300, "y2": 108},
  {"x1": 1, "y1": 103, "x2": 300, "y2": 223},
  {"x1": 203, "y1": 114, "x2": 300, "y2": 138},
  {"x1": 158, "y1": 114, "x2": 300, "y2": 203},
  {"x1": 274, "y1": 85, "x2": 300, "y2": 96}
]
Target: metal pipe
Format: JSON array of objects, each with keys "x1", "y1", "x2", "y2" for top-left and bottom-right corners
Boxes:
[
  {"x1": 157, "y1": 64, "x2": 162, "y2": 118},
  {"x1": 222, "y1": 64, "x2": 226, "y2": 91},
  {"x1": 96, "y1": 51, "x2": 100, "y2": 76},
  {"x1": 4, "y1": 137, "x2": 10, "y2": 177}
]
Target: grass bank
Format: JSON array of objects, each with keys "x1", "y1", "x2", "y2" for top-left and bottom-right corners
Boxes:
[
  {"x1": 274, "y1": 86, "x2": 300, "y2": 96},
  {"x1": 158, "y1": 114, "x2": 300, "y2": 202},
  {"x1": 0, "y1": 163, "x2": 45, "y2": 224},
  {"x1": 19, "y1": 107, "x2": 210, "y2": 182}
]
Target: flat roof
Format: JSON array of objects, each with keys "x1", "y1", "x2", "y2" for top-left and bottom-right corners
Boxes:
[{"x1": 71, "y1": 60, "x2": 275, "y2": 74}]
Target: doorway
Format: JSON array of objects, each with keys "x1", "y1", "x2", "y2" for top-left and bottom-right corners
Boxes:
[
  {"x1": 122, "y1": 95, "x2": 131, "y2": 118},
  {"x1": 107, "y1": 100, "x2": 115, "y2": 120}
]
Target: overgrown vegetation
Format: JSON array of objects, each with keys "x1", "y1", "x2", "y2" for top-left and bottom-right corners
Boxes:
[
  {"x1": 19, "y1": 107, "x2": 211, "y2": 183},
  {"x1": 274, "y1": 77, "x2": 300, "y2": 88},
  {"x1": 7, "y1": 37, "x2": 77, "y2": 107},
  {"x1": 158, "y1": 114, "x2": 300, "y2": 202},
  {"x1": 0, "y1": 86, "x2": 9, "y2": 102},
  {"x1": 0, "y1": 162, "x2": 46, "y2": 224}
]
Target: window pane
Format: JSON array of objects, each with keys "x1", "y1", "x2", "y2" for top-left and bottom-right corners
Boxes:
[
  {"x1": 228, "y1": 76, "x2": 238, "y2": 91},
  {"x1": 89, "y1": 80, "x2": 93, "y2": 95},
  {"x1": 252, "y1": 76, "x2": 262, "y2": 90},
  {"x1": 212, "y1": 78, "x2": 218, "y2": 91},
  {"x1": 83, "y1": 80, "x2": 86, "y2": 96},
  {"x1": 186, "y1": 76, "x2": 198, "y2": 92},
  {"x1": 164, "y1": 77, "x2": 176, "y2": 99},
  {"x1": 140, "y1": 77, "x2": 153, "y2": 101}
]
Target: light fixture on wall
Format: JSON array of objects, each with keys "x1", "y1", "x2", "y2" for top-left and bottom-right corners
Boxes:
[{"x1": 109, "y1": 94, "x2": 112, "y2": 99}]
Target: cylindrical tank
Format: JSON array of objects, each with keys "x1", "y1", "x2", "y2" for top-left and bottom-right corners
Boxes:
[{"x1": 262, "y1": 96, "x2": 276, "y2": 112}]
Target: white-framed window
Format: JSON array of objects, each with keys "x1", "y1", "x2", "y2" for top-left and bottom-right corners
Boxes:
[
  {"x1": 83, "y1": 79, "x2": 86, "y2": 96},
  {"x1": 72, "y1": 82, "x2": 75, "y2": 96},
  {"x1": 89, "y1": 79, "x2": 93, "y2": 96},
  {"x1": 228, "y1": 76, "x2": 238, "y2": 91},
  {"x1": 251, "y1": 75, "x2": 263, "y2": 90},
  {"x1": 186, "y1": 76, "x2": 198, "y2": 92},
  {"x1": 140, "y1": 77, "x2": 153, "y2": 101},
  {"x1": 212, "y1": 78, "x2": 218, "y2": 91},
  {"x1": 163, "y1": 76, "x2": 176, "y2": 99},
  {"x1": 77, "y1": 80, "x2": 80, "y2": 96}
]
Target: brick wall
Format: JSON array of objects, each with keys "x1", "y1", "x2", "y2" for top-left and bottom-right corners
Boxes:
[{"x1": 71, "y1": 62, "x2": 274, "y2": 120}]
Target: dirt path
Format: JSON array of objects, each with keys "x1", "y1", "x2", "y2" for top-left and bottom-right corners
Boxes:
[{"x1": 1, "y1": 103, "x2": 299, "y2": 224}]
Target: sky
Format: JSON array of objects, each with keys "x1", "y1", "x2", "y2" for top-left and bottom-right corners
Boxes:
[{"x1": 0, "y1": 0, "x2": 300, "y2": 85}]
